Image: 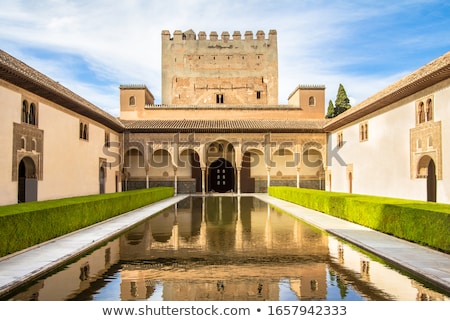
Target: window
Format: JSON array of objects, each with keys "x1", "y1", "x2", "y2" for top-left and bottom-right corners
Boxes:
[
  {"x1": 416, "y1": 96, "x2": 434, "y2": 125},
  {"x1": 418, "y1": 102, "x2": 425, "y2": 124},
  {"x1": 22, "y1": 100, "x2": 28, "y2": 123},
  {"x1": 80, "y1": 121, "x2": 89, "y2": 140},
  {"x1": 359, "y1": 122, "x2": 368, "y2": 141},
  {"x1": 216, "y1": 94, "x2": 224, "y2": 104},
  {"x1": 256, "y1": 91, "x2": 261, "y2": 99},
  {"x1": 337, "y1": 132, "x2": 344, "y2": 147},
  {"x1": 426, "y1": 98, "x2": 433, "y2": 121},
  {"x1": 22, "y1": 99, "x2": 37, "y2": 125},
  {"x1": 129, "y1": 96, "x2": 136, "y2": 106},
  {"x1": 32, "y1": 139, "x2": 37, "y2": 152},
  {"x1": 309, "y1": 96, "x2": 315, "y2": 106},
  {"x1": 105, "y1": 132, "x2": 110, "y2": 147},
  {"x1": 29, "y1": 103, "x2": 36, "y2": 125}
]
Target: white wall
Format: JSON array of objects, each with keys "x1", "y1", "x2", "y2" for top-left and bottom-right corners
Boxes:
[
  {"x1": 327, "y1": 79, "x2": 450, "y2": 203},
  {"x1": 38, "y1": 102, "x2": 121, "y2": 200},
  {"x1": 434, "y1": 80, "x2": 450, "y2": 202},
  {"x1": 0, "y1": 84, "x2": 20, "y2": 205}
]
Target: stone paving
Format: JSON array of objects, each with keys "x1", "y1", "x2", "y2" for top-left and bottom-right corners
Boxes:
[
  {"x1": 254, "y1": 194, "x2": 450, "y2": 294},
  {"x1": 0, "y1": 193, "x2": 449, "y2": 298}
]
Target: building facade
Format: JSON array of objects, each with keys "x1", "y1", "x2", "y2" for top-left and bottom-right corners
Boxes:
[
  {"x1": 1, "y1": 29, "x2": 449, "y2": 206},
  {"x1": 324, "y1": 51, "x2": 450, "y2": 203},
  {"x1": 0, "y1": 50, "x2": 122, "y2": 205},
  {"x1": 120, "y1": 30, "x2": 327, "y2": 195}
]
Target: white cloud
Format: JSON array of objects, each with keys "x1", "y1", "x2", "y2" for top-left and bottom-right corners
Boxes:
[{"x1": 0, "y1": 0, "x2": 448, "y2": 116}]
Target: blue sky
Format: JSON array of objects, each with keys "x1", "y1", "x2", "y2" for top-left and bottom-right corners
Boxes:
[{"x1": 0, "y1": 0, "x2": 449, "y2": 116}]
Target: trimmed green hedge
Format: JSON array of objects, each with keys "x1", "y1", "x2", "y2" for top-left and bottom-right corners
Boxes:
[
  {"x1": 269, "y1": 186, "x2": 450, "y2": 253},
  {"x1": 0, "y1": 187, "x2": 174, "y2": 257}
]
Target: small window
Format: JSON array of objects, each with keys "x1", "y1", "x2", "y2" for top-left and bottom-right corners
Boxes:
[
  {"x1": 256, "y1": 91, "x2": 261, "y2": 99},
  {"x1": 22, "y1": 100, "x2": 37, "y2": 125},
  {"x1": 29, "y1": 103, "x2": 36, "y2": 125},
  {"x1": 22, "y1": 100, "x2": 29, "y2": 123},
  {"x1": 216, "y1": 94, "x2": 224, "y2": 104},
  {"x1": 418, "y1": 102, "x2": 425, "y2": 123},
  {"x1": 337, "y1": 132, "x2": 344, "y2": 148},
  {"x1": 105, "y1": 132, "x2": 110, "y2": 147},
  {"x1": 129, "y1": 96, "x2": 136, "y2": 106},
  {"x1": 309, "y1": 96, "x2": 316, "y2": 106},
  {"x1": 32, "y1": 139, "x2": 37, "y2": 151},
  {"x1": 426, "y1": 98, "x2": 433, "y2": 121},
  {"x1": 80, "y1": 121, "x2": 89, "y2": 141},
  {"x1": 416, "y1": 97, "x2": 434, "y2": 125},
  {"x1": 359, "y1": 122, "x2": 368, "y2": 141}
]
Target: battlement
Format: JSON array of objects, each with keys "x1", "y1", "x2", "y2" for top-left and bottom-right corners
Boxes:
[{"x1": 162, "y1": 29, "x2": 277, "y2": 42}]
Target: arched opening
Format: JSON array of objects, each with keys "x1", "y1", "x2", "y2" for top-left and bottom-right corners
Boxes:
[
  {"x1": 18, "y1": 156, "x2": 37, "y2": 203},
  {"x1": 427, "y1": 159, "x2": 436, "y2": 202},
  {"x1": 241, "y1": 150, "x2": 264, "y2": 193},
  {"x1": 208, "y1": 158, "x2": 234, "y2": 193},
  {"x1": 206, "y1": 140, "x2": 235, "y2": 192},
  {"x1": 99, "y1": 166, "x2": 106, "y2": 194},
  {"x1": 302, "y1": 147, "x2": 324, "y2": 189},
  {"x1": 417, "y1": 155, "x2": 437, "y2": 202},
  {"x1": 123, "y1": 148, "x2": 146, "y2": 190},
  {"x1": 180, "y1": 149, "x2": 201, "y2": 193},
  {"x1": 241, "y1": 151, "x2": 255, "y2": 192}
]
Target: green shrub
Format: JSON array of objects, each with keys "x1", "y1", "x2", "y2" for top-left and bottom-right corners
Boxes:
[
  {"x1": 269, "y1": 186, "x2": 450, "y2": 253},
  {"x1": 0, "y1": 187, "x2": 174, "y2": 257}
]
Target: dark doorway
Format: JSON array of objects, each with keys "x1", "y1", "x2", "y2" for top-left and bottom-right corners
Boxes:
[
  {"x1": 190, "y1": 152, "x2": 202, "y2": 193},
  {"x1": 208, "y1": 158, "x2": 234, "y2": 192},
  {"x1": 427, "y1": 159, "x2": 436, "y2": 202},
  {"x1": 18, "y1": 157, "x2": 37, "y2": 203},
  {"x1": 241, "y1": 152, "x2": 255, "y2": 193},
  {"x1": 99, "y1": 166, "x2": 106, "y2": 194}
]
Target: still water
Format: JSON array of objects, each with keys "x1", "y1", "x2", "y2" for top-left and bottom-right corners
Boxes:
[{"x1": 6, "y1": 196, "x2": 450, "y2": 301}]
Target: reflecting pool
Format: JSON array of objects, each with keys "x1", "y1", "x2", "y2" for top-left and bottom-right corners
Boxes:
[{"x1": 5, "y1": 196, "x2": 450, "y2": 301}]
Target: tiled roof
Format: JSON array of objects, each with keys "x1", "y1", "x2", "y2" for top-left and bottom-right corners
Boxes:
[
  {"x1": 0, "y1": 49, "x2": 123, "y2": 131},
  {"x1": 324, "y1": 50, "x2": 450, "y2": 131},
  {"x1": 121, "y1": 119, "x2": 326, "y2": 133}
]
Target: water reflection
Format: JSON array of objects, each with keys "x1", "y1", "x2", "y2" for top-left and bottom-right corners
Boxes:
[{"x1": 6, "y1": 196, "x2": 449, "y2": 301}]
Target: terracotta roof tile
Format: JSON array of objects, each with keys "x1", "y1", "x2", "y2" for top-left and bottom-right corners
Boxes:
[{"x1": 121, "y1": 119, "x2": 326, "y2": 133}]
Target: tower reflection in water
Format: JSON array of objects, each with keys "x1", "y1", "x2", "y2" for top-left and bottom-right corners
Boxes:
[{"x1": 8, "y1": 196, "x2": 449, "y2": 301}]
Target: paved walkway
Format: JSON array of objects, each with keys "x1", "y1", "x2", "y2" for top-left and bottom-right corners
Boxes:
[
  {"x1": 254, "y1": 194, "x2": 450, "y2": 294},
  {"x1": 0, "y1": 193, "x2": 449, "y2": 298}
]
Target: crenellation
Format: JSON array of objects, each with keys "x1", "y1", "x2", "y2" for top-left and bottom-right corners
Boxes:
[
  {"x1": 209, "y1": 31, "x2": 218, "y2": 41},
  {"x1": 244, "y1": 31, "x2": 253, "y2": 40},
  {"x1": 162, "y1": 30, "x2": 275, "y2": 41},
  {"x1": 221, "y1": 31, "x2": 230, "y2": 42},
  {"x1": 256, "y1": 30, "x2": 265, "y2": 40},
  {"x1": 173, "y1": 30, "x2": 183, "y2": 42}
]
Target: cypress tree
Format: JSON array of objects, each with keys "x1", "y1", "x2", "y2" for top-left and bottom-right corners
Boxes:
[
  {"x1": 334, "y1": 83, "x2": 351, "y2": 116},
  {"x1": 325, "y1": 99, "x2": 335, "y2": 118}
]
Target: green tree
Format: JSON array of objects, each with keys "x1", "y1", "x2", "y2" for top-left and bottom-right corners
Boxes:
[
  {"x1": 334, "y1": 83, "x2": 351, "y2": 116},
  {"x1": 325, "y1": 84, "x2": 352, "y2": 118},
  {"x1": 325, "y1": 99, "x2": 335, "y2": 118}
]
